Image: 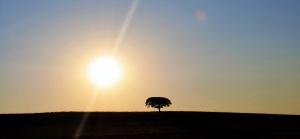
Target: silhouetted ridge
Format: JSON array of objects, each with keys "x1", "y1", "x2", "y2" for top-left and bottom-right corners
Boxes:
[{"x1": 1, "y1": 112, "x2": 300, "y2": 139}]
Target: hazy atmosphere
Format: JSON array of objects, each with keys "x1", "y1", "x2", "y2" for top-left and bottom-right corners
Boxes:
[{"x1": 1, "y1": 0, "x2": 300, "y2": 114}]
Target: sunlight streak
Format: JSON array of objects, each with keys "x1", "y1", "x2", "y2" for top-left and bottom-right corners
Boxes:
[
  {"x1": 75, "y1": 1, "x2": 140, "y2": 138},
  {"x1": 74, "y1": 91, "x2": 98, "y2": 139},
  {"x1": 113, "y1": 0, "x2": 140, "y2": 55}
]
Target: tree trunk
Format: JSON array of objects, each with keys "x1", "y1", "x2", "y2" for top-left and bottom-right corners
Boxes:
[{"x1": 158, "y1": 107, "x2": 161, "y2": 112}]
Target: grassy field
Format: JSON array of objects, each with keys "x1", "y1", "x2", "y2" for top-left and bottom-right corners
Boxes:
[{"x1": 1, "y1": 112, "x2": 300, "y2": 139}]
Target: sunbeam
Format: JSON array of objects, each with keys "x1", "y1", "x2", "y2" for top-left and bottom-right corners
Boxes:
[
  {"x1": 113, "y1": 0, "x2": 140, "y2": 54},
  {"x1": 74, "y1": 1, "x2": 140, "y2": 138}
]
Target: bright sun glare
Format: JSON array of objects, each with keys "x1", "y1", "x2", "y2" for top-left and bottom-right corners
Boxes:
[{"x1": 87, "y1": 56, "x2": 123, "y2": 87}]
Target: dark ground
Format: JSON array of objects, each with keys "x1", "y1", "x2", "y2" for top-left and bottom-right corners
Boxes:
[{"x1": 0, "y1": 112, "x2": 300, "y2": 139}]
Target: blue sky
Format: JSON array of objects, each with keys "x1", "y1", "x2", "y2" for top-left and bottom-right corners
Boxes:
[{"x1": 1, "y1": 0, "x2": 300, "y2": 114}]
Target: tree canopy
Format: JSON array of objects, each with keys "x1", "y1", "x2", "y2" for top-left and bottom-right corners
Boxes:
[{"x1": 145, "y1": 97, "x2": 172, "y2": 112}]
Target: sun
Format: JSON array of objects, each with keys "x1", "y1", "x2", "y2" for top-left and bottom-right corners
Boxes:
[{"x1": 87, "y1": 56, "x2": 123, "y2": 87}]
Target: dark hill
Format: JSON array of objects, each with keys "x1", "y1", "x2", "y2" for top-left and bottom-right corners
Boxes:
[{"x1": 1, "y1": 112, "x2": 300, "y2": 139}]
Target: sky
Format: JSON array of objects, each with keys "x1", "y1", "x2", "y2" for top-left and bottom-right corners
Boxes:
[{"x1": 1, "y1": 0, "x2": 300, "y2": 114}]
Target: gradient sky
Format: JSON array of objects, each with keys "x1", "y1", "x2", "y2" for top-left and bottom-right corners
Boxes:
[{"x1": 1, "y1": 0, "x2": 300, "y2": 114}]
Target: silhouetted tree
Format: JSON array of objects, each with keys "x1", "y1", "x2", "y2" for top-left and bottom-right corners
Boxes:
[{"x1": 145, "y1": 97, "x2": 172, "y2": 112}]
